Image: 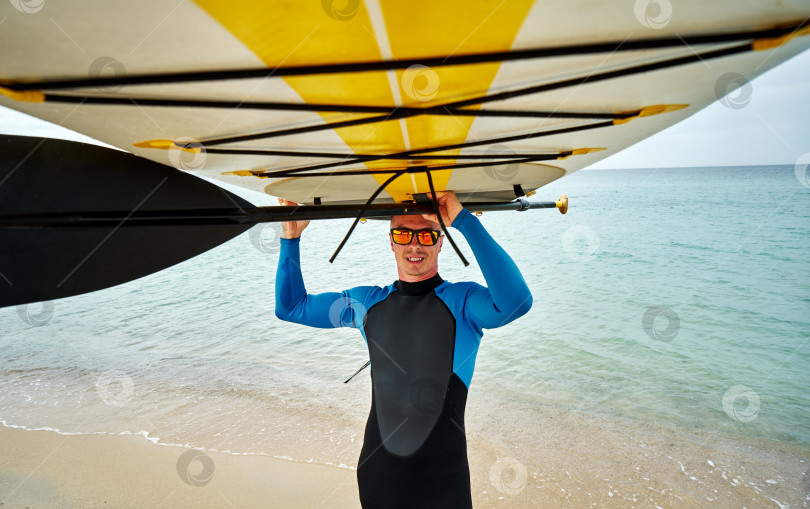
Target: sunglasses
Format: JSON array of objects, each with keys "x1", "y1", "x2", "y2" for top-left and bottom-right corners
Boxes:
[{"x1": 390, "y1": 228, "x2": 442, "y2": 246}]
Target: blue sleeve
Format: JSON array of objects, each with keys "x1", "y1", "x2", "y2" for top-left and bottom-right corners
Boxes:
[
  {"x1": 274, "y1": 237, "x2": 367, "y2": 329},
  {"x1": 452, "y1": 209, "x2": 533, "y2": 329}
]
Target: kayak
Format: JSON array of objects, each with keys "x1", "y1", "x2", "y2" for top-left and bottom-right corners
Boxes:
[
  {"x1": 1, "y1": 0, "x2": 808, "y2": 205},
  {"x1": 1, "y1": 0, "x2": 809, "y2": 306}
]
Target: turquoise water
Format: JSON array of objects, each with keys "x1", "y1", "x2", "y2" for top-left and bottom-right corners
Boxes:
[{"x1": 1, "y1": 165, "x2": 808, "y2": 458}]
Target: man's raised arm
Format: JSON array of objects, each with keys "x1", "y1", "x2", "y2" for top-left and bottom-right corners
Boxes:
[
  {"x1": 426, "y1": 192, "x2": 533, "y2": 329},
  {"x1": 274, "y1": 199, "x2": 348, "y2": 328}
]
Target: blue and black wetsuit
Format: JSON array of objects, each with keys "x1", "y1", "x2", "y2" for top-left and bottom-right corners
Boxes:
[{"x1": 275, "y1": 209, "x2": 532, "y2": 508}]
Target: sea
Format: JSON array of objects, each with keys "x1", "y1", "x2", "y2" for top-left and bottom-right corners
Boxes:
[{"x1": 1, "y1": 165, "x2": 809, "y2": 471}]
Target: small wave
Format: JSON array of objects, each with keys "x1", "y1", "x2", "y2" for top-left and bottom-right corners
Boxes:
[{"x1": 0, "y1": 420, "x2": 357, "y2": 470}]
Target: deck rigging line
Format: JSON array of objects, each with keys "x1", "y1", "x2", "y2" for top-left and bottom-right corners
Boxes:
[{"x1": 5, "y1": 22, "x2": 804, "y2": 91}]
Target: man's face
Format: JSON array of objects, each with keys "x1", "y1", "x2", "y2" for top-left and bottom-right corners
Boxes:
[{"x1": 390, "y1": 215, "x2": 443, "y2": 282}]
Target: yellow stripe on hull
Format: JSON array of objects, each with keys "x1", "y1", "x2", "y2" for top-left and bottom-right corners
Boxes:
[{"x1": 194, "y1": 0, "x2": 533, "y2": 201}]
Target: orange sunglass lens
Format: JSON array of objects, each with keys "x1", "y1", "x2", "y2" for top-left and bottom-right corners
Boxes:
[
  {"x1": 416, "y1": 231, "x2": 437, "y2": 246},
  {"x1": 391, "y1": 230, "x2": 412, "y2": 244}
]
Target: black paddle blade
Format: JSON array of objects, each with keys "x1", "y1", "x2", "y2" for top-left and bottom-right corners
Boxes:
[{"x1": 0, "y1": 135, "x2": 255, "y2": 308}]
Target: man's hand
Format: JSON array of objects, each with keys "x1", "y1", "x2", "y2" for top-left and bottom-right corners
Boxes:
[
  {"x1": 277, "y1": 198, "x2": 310, "y2": 239},
  {"x1": 422, "y1": 191, "x2": 464, "y2": 226}
]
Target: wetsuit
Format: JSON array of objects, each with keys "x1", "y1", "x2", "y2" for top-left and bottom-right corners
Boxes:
[{"x1": 275, "y1": 209, "x2": 532, "y2": 508}]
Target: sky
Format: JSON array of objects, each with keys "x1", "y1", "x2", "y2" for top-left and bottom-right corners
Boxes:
[{"x1": 1, "y1": 49, "x2": 808, "y2": 169}]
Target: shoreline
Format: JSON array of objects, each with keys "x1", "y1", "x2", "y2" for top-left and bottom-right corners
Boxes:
[
  {"x1": 0, "y1": 425, "x2": 360, "y2": 509},
  {"x1": 2, "y1": 400, "x2": 808, "y2": 508}
]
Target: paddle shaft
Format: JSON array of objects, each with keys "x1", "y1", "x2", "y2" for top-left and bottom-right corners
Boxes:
[{"x1": 0, "y1": 199, "x2": 566, "y2": 228}]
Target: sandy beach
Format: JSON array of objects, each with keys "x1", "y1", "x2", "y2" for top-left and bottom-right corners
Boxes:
[
  {"x1": 1, "y1": 400, "x2": 807, "y2": 508},
  {"x1": 0, "y1": 425, "x2": 359, "y2": 508}
]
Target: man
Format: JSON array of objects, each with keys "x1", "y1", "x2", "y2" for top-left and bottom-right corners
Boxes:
[{"x1": 275, "y1": 191, "x2": 532, "y2": 508}]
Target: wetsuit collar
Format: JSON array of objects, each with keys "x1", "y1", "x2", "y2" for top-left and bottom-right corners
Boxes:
[{"x1": 395, "y1": 273, "x2": 444, "y2": 296}]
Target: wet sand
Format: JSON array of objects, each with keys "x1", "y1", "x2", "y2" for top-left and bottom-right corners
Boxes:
[
  {"x1": 0, "y1": 425, "x2": 359, "y2": 508},
  {"x1": 466, "y1": 399, "x2": 810, "y2": 508},
  {"x1": 1, "y1": 401, "x2": 808, "y2": 508}
]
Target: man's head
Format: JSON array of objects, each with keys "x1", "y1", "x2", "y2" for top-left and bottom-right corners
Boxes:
[{"x1": 390, "y1": 215, "x2": 443, "y2": 282}]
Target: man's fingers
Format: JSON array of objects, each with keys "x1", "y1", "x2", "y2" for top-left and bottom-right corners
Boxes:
[
  {"x1": 429, "y1": 190, "x2": 459, "y2": 208},
  {"x1": 421, "y1": 190, "x2": 462, "y2": 226}
]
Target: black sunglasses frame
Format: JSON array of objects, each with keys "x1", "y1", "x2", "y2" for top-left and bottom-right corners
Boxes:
[{"x1": 389, "y1": 228, "x2": 442, "y2": 246}]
